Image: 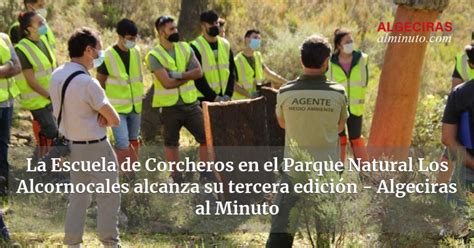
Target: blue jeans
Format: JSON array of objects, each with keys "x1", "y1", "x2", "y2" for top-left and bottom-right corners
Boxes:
[
  {"x1": 112, "y1": 112, "x2": 141, "y2": 149},
  {"x1": 0, "y1": 106, "x2": 13, "y2": 187}
]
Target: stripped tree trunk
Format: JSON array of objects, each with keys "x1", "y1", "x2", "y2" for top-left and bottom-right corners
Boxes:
[
  {"x1": 368, "y1": 0, "x2": 449, "y2": 159},
  {"x1": 177, "y1": 0, "x2": 209, "y2": 41}
]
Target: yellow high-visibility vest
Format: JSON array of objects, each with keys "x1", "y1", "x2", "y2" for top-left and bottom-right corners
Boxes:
[
  {"x1": 0, "y1": 34, "x2": 20, "y2": 102},
  {"x1": 233, "y1": 51, "x2": 264, "y2": 100},
  {"x1": 455, "y1": 53, "x2": 474, "y2": 82},
  {"x1": 190, "y1": 35, "x2": 230, "y2": 97},
  {"x1": 328, "y1": 51, "x2": 368, "y2": 116},
  {"x1": 103, "y1": 46, "x2": 144, "y2": 113},
  {"x1": 146, "y1": 42, "x2": 197, "y2": 107},
  {"x1": 15, "y1": 36, "x2": 56, "y2": 110}
]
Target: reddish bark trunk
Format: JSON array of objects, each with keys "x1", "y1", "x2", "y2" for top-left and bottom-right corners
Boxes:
[{"x1": 368, "y1": 5, "x2": 442, "y2": 160}]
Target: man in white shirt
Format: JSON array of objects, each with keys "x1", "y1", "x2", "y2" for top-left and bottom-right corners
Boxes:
[{"x1": 49, "y1": 27, "x2": 120, "y2": 248}]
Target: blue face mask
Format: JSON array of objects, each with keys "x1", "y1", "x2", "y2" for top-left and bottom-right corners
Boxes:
[
  {"x1": 93, "y1": 50, "x2": 105, "y2": 68},
  {"x1": 124, "y1": 40, "x2": 136, "y2": 49},
  {"x1": 249, "y1": 38, "x2": 261, "y2": 50},
  {"x1": 38, "y1": 24, "x2": 48, "y2": 36}
]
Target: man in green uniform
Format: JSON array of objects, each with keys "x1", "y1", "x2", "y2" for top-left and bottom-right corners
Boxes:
[{"x1": 266, "y1": 34, "x2": 348, "y2": 248}]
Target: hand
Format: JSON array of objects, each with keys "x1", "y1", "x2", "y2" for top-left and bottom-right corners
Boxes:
[
  {"x1": 168, "y1": 71, "x2": 183, "y2": 79},
  {"x1": 216, "y1": 95, "x2": 231, "y2": 102},
  {"x1": 98, "y1": 114, "x2": 108, "y2": 127}
]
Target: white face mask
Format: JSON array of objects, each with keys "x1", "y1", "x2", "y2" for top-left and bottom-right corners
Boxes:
[
  {"x1": 342, "y1": 42, "x2": 354, "y2": 54},
  {"x1": 35, "y1": 8, "x2": 48, "y2": 19}
]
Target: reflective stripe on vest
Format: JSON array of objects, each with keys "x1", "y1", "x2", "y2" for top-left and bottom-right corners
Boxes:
[
  {"x1": 455, "y1": 53, "x2": 474, "y2": 82},
  {"x1": 15, "y1": 36, "x2": 56, "y2": 110},
  {"x1": 191, "y1": 36, "x2": 230, "y2": 96},
  {"x1": 328, "y1": 52, "x2": 368, "y2": 116},
  {"x1": 0, "y1": 34, "x2": 20, "y2": 102},
  {"x1": 104, "y1": 46, "x2": 144, "y2": 114},
  {"x1": 233, "y1": 51, "x2": 264, "y2": 100},
  {"x1": 146, "y1": 42, "x2": 197, "y2": 107}
]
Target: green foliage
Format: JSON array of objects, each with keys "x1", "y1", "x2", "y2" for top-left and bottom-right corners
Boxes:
[
  {"x1": 412, "y1": 94, "x2": 445, "y2": 159},
  {"x1": 0, "y1": 0, "x2": 19, "y2": 33},
  {"x1": 287, "y1": 142, "x2": 372, "y2": 247},
  {"x1": 286, "y1": 142, "x2": 471, "y2": 247}
]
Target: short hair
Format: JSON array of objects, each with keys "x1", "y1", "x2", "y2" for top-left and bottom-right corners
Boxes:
[
  {"x1": 244, "y1": 29, "x2": 260, "y2": 38},
  {"x1": 155, "y1": 16, "x2": 174, "y2": 31},
  {"x1": 200, "y1": 10, "x2": 218, "y2": 24},
  {"x1": 466, "y1": 43, "x2": 474, "y2": 63},
  {"x1": 300, "y1": 34, "x2": 332, "y2": 69},
  {"x1": 23, "y1": 0, "x2": 38, "y2": 8},
  {"x1": 68, "y1": 27, "x2": 100, "y2": 58},
  {"x1": 18, "y1": 11, "x2": 37, "y2": 39},
  {"x1": 116, "y1": 18, "x2": 137, "y2": 37},
  {"x1": 333, "y1": 28, "x2": 351, "y2": 50}
]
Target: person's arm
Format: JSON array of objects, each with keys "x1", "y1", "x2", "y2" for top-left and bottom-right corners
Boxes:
[
  {"x1": 23, "y1": 69, "x2": 50, "y2": 98},
  {"x1": 339, "y1": 94, "x2": 349, "y2": 133},
  {"x1": 224, "y1": 49, "x2": 235, "y2": 97},
  {"x1": 441, "y1": 123, "x2": 474, "y2": 169},
  {"x1": 263, "y1": 65, "x2": 287, "y2": 86},
  {"x1": 452, "y1": 78, "x2": 463, "y2": 89},
  {"x1": 451, "y1": 65, "x2": 464, "y2": 89},
  {"x1": 16, "y1": 47, "x2": 48, "y2": 97},
  {"x1": 181, "y1": 51, "x2": 203, "y2": 81},
  {"x1": 152, "y1": 68, "x2": 188, "y2": 89},
  {"x1": 275, "y1": 91, "x2": 285, "y2": 129},
  {"x1": 0, "y1": 60, "x2": 21, "y2": 78},
  {"x1": 86, "y1": 78, "x2": 119, "y2": 127},
  {"x1": 234, "y1": 83, "x2": 251, "y2": 98},
  {"x1": 96, "y1": 62, "x2": 109, "y2": 88},
  {"x1": 338, "y1": 117, "x2": 346, "y2": 133},
  {"x1": 0, "y1": 36, "x2": 21, "y2": 78},
  {"x1": 97, "y1": 103, "x2": 120, "y2": 127},
  {"x1": 191, "y1": 44, "x2": 217, "y2": 101},
  {"x1": 277, "y1": 115, "x2": 285, "y2": 129},
  {"x1": 96, "y1": 72, "x2": 108, "y2": 89},
  {"x1": 440, "y1": 88, "x2": 474, "y2": 169}
]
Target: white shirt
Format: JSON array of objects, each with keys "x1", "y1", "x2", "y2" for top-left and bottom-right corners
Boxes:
[{"x1": 49, "y1": 62, "x2": 109, "y2": 141}]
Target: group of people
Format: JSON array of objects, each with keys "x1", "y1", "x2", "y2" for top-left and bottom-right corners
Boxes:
[
  {"x1": 3, "y1": 0, "x2": 472, "y2": 247},
  {"x1": 269, "y1": 34, "x2": 474, "y2": 247},
  {"x1": 0, "y1": 1, "x2": 371, "y2": 245}
]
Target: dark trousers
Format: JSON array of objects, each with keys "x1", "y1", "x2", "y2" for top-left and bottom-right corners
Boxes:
[
  {"x1": 266, "y1": 174, "x2": 300, "y2": 248},
  {"x1": 0, "y1": 106, "x2": 13, "y2": 190},
  {"x1": 30, "y1": 103, "x2": 58, "y2": 139},
  {"x1": 160, "y1": 102, "x2": 206, "y2": 147},
  {"x1": 339, "y1": 113, "x2": 363, "y2": 139}
]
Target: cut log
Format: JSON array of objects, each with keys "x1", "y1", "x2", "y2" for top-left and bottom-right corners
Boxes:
[
  {"x1": 260, "y1": 87, "x2": 285, "y2": 160},
  {"x1": 202, "y1": 97, "x2": 275, "y2": 203}
]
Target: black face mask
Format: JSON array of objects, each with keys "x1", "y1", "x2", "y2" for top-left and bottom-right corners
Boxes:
[
  {"x1": 167, "y1": 32, "x2": 180, "y2": 42},
  {"x1": 207, "y1": 26, "x2": 219, "y2": 37}
]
